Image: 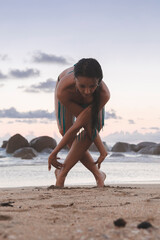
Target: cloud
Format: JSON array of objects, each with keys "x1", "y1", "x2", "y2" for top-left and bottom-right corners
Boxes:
[
  {"x1": 0, "y1": 107, "x2": 56, "y2": 119},
  {"x1": 9, "y1": 68, "x2": 40, "y2": 78},
  {"x1": 149, "y1": 127, "x2": 160, "y2": 131},
  {"x1": 0, "y1": 71, "x2": 7, "y2": 79},
  {"x1": 19, "y1": 78, "x2": 57, "y2": 93},
  {"x1": 0, "y1": 84, "x2": 4, "y2": 88},
  {"x1": 0, "y1": 54, "x2": 9, "y2": 61},
  {"x1": 128, "y1": 119, "x2": 135, "y2": 124},
  {"x1": 32, "y1": 51, "x2": 70, "y2": 65},
  {"x1": 15, "y1": 119, "x2": 38, "y2": 124},
  {"x1": 104, "y1": 130, "x2": 160, "y2": 145},
  {"x1": 105, "y1": 109, "x2": 122, "y2": 120}
]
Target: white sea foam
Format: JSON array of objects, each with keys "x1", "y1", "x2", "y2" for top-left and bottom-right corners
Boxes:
[{"x1": 0, "y1": 148, "x2": 160, "y2": 188}]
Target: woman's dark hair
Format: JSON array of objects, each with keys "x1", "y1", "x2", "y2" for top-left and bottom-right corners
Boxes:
[{"x1": 74, "y1": 58, "x2": 103, "y2": 132}]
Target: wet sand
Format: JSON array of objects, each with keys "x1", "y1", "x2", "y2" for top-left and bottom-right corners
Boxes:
[{"x1": 0, "y1": 184, "x2": 160, "y2": 240}]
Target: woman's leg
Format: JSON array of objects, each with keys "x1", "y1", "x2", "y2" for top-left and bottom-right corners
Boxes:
[
  {"x1": 78, "y1": 151, "x2": 106, "y2": 187},
  {"x1": 55, "y1": 132, "x2": 106, "y2": 187}
]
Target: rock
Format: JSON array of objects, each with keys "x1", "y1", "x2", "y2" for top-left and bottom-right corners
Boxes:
[
  {"x1": 137, "y1": 221, "x2": 153, "y2": 229},
  {"x1": 22, "y1": 153, "x2": 35, "y2": 159},
  {"x1": 89, "y1": 142, "x2": 109, "y2": 152},
  {"x1": 152, "y1": 144, "x2": 160, "y2": 155},
  {"x1": 114, "y1": 218, "x2": 127, "y2": 227},
  {"x1": 134, "y1": 142, "x2": 156, "y2": 152},
  {"x1": 30, "y1": 136, "x2": 57, "y2": 152},
  {"x1": 110, "y1": 153, "x2": 125, "y2": 157},
  {"x1": 1, "y1": 141, "x2": 8, "y2": 148},
  {"x1": 6, "y1": 134, "x2": 29, "y2": 154},
  {"x1": 111, "y1": 141, "x2": 159, "y2": 155},
  {"x1": 138, "y1": 143, "x2": 160, "y2": 155},
  {"x1": 13, "y1": 147, "x2": 38, "y2": 159},
  {"x1": 111, "y1": 142, "x2": 134, "y2": 152},
  {"x1": 41, "y1": 148, "x2": 54, "y2": 154},
  {"x1": 89, "y1": 143, "x2": 98, "y2": 151},
  {"x1": 62, "y1": 145, "x2": 69, "y2": 151},
  {"x1": 130, "y1": 144, "x2": 137, "y2": 152}
]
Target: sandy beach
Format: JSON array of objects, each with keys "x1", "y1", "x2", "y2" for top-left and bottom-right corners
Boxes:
[{"x1": 0, "y1": 184, "x2": 160, "y2": 240}]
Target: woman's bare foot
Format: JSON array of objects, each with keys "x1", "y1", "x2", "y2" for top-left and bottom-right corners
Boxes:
[{"x1": 96, "y1": 171, "x2": 106, "y2": 187}]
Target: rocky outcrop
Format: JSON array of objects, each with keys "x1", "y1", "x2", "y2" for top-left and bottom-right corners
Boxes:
[
  {"x1": 1, "y1": 141, "x2": 8, "y2": 148},
  {"x1": 138, "y1": 143, "x2": 160, "y2": 155},
  {"x1": 134, "y1": 142, "x2": 156, "y2": 152},
  {"x1": 110, "y1": 153, "x2": 125, "y2": 157},
  {"x1": 6, "y1": 134, "x2": 29, "y2": 154},
  {"x1": 111, "y1": 141, "x2": 160, "y2": 155},
  {"x1": 111, "y1": 142, "x2": 136, "y2": 152},
  {"x1": 29, "y1": 136, "x2": 57, "y2": 152},
  {"x1": 13, "y1": 147, "x2": 38, "y2": 159}
]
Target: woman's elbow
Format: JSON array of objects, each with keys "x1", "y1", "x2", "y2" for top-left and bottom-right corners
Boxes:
[
  {"x1": 104, "y1": 90, "x2": 110, "y2": 104},
  {"x1": 56, "y1": 90, "x2": 62, "y2": 101}
]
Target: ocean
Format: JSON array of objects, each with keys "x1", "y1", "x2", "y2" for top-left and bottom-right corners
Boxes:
[{"x1": 0, "y1": 147, "x2": 160, "y2": 188}]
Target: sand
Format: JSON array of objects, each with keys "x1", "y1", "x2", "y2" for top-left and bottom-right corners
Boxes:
[{"x1": 0, "y1": 184, "x2": 160, "y2": 240}]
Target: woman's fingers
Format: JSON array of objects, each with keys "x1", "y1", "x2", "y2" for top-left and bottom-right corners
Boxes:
[
  {"x1": 48, "y1": 156, "x2": 63, "y2": 170},
  {"x1": 52, "y1": 161, "x2": 63, "y2": 169},
  {"x1": 95, "y1": 156, "x2": 105, "y2": 169},
  {"x1": 98, "y1": 162, "x2": 101, "y2": 169}
]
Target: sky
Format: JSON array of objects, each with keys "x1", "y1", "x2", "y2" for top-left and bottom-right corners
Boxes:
[{"x1": 0, "y1": 0, "x2": 160, "y2": 145}]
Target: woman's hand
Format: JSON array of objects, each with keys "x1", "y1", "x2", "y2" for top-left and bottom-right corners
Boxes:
[
  {"x1": 48, "y1": 152, "x2": 63, "y2": 171},
  {"x1": 95, "y1": 151, "x2": 108, "y2": 169}
]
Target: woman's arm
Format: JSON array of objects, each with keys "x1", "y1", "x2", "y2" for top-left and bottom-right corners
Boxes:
[{"x1": 48, "y1": 106, "x2": 91, "y2": 170}]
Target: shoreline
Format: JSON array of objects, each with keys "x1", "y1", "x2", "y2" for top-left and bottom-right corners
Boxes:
[{"x1": 0, "y1": 184, "x2": 160, "y2": 240}]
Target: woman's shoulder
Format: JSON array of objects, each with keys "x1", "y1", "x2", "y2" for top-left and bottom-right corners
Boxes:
[
  {"x1": 58, "y1": 66, "x2": 74, "y2": 80},
  {"x1": 57, "y1": 67, "x2": 75, "y2": 94}
]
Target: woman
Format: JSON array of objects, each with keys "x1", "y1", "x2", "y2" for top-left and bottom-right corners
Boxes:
[{"x1": 48, "y1": 58, "x2": 110, "y2": 187}]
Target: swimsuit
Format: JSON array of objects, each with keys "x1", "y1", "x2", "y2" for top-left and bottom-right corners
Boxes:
[{"x1": 57, "y1": 99, "x2": 104, "y2": 138}]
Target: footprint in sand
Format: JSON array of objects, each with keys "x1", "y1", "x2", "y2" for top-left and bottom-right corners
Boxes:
[
  {"x1": 147, "y1": 195, "x2": 160, "y2": 202},
  {"x1": 0, "y1": 215, "x2": 12, "y2": 221},
  {"x1": 51, "y1": 203, "x2": 74, "y2": 208}
]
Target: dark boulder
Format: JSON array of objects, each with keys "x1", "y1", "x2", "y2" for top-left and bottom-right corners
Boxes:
[
  {"x1": 134, "y1": 142, "x2": 156, "y2": 152},
  {"x1": 13, "y1": 147, "x2": 38, "y2": 159},
  {"x1": 138, "y1": 143, "x2": 160, "y2": 155},
  {"x1": 1, "y1": 141, "x2": 8, "y2": 148},
  {"x1": 110, "y1": 153, "x2": 125, "y2": 157},
  {"x1": 30, "y1": 136, "x2": 57, "y2": 152},
  {"x1": 111, "y1": 142, "x2": 134, "y2": 152},
  {"x1": 21, "y1": 153, "x2": 35, "y2": 159},
  {"x1": 153, "y1": 144, "x2": 160, "y2": 155},
  {"x1": 6, "y1": 134, "x2": 29, "y2": 154}
]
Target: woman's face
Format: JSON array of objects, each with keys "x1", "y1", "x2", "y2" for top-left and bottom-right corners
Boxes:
[{"x1": 75, "y1": 76, "x2": 99, "y2": 98}]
